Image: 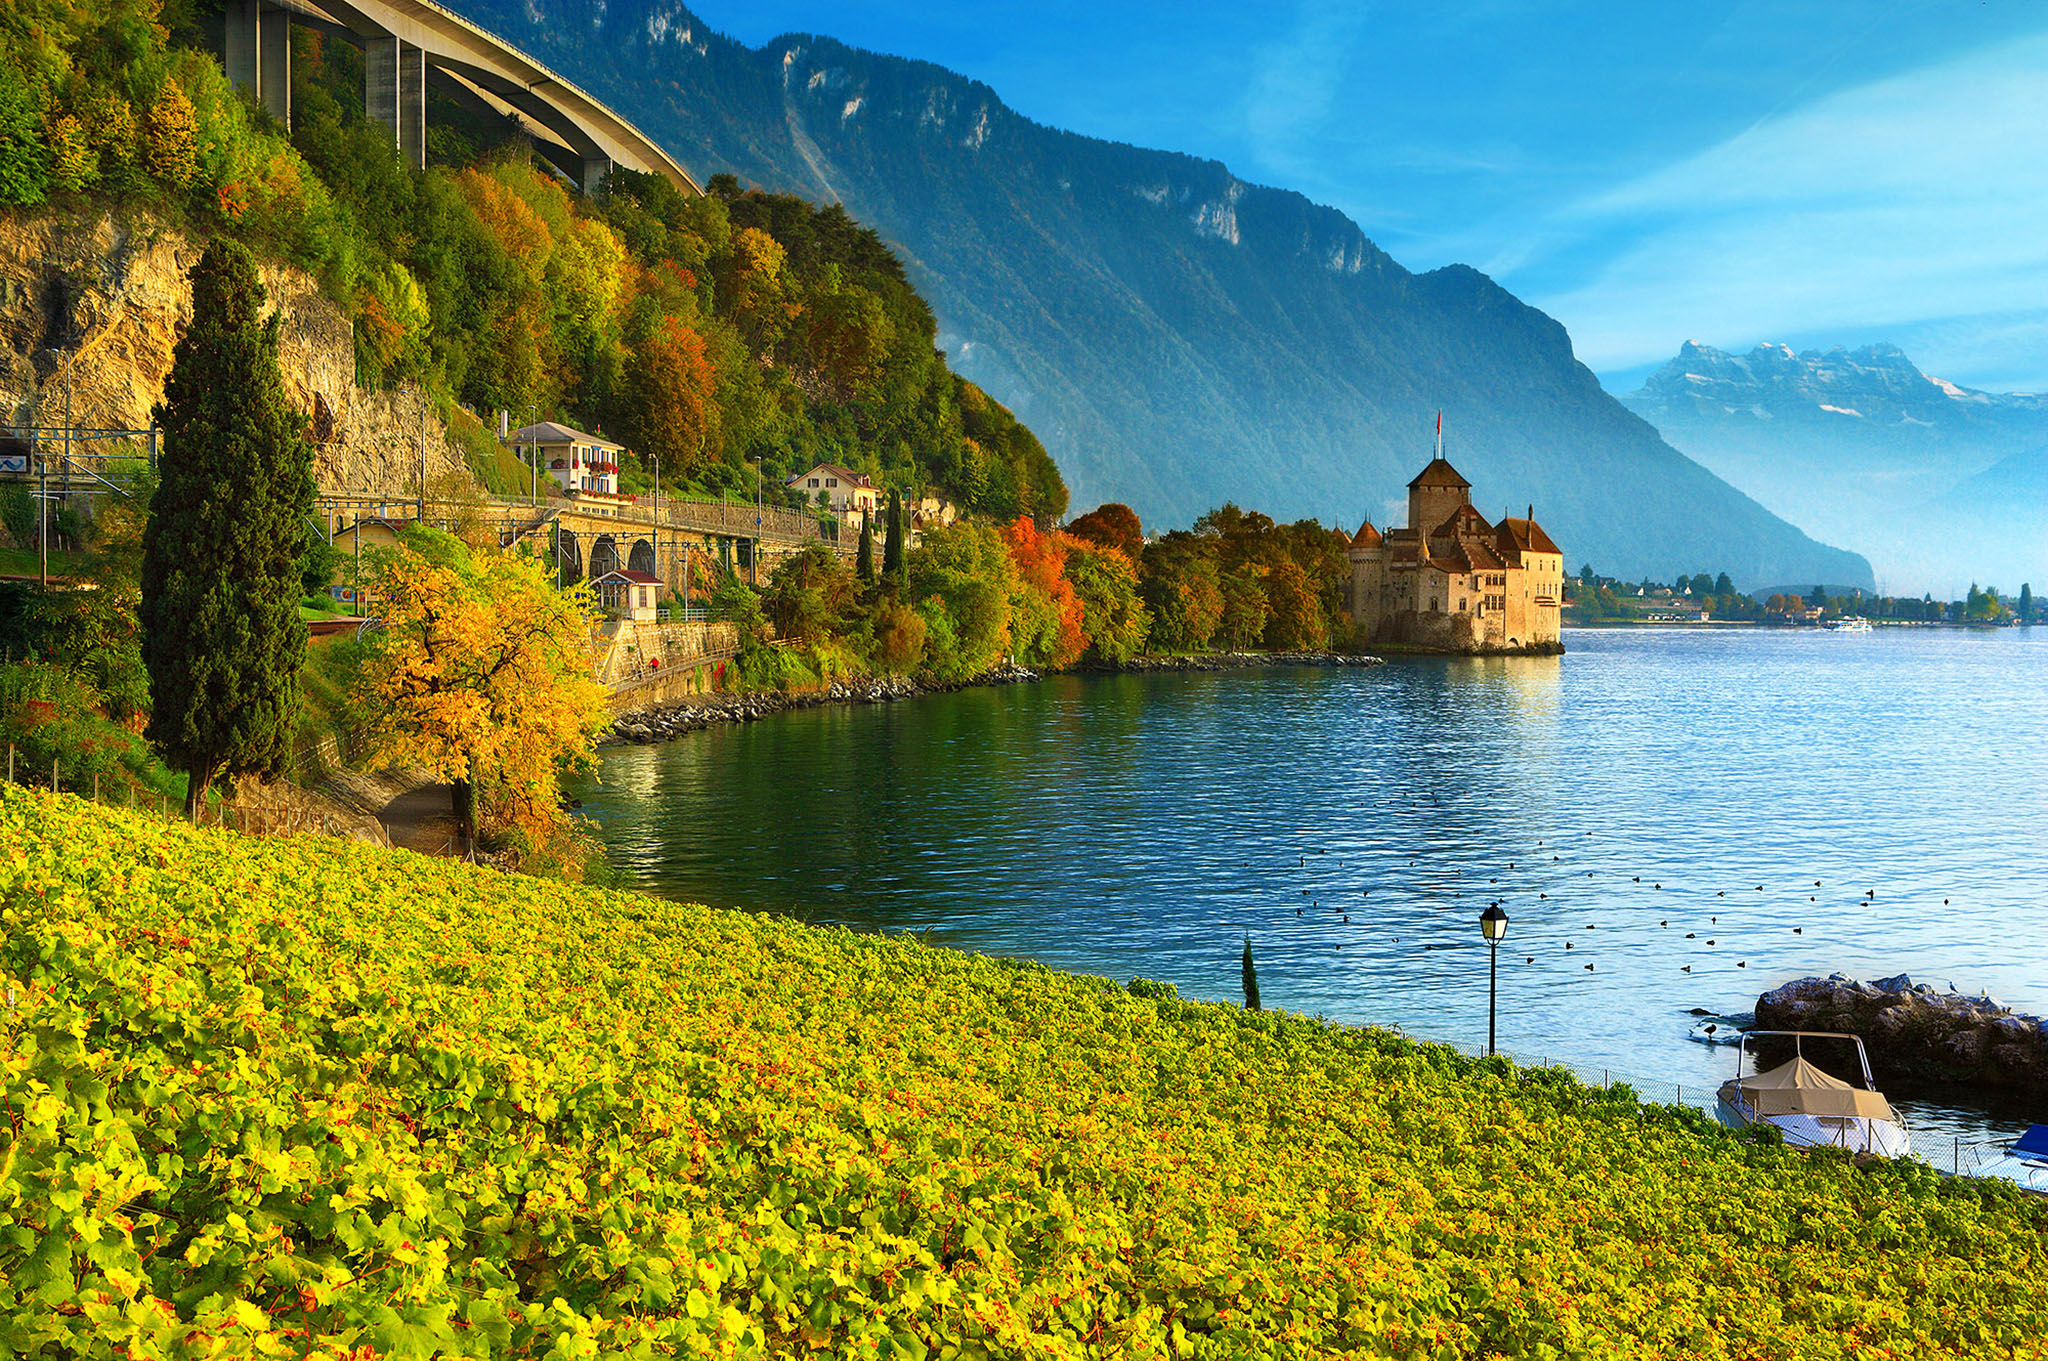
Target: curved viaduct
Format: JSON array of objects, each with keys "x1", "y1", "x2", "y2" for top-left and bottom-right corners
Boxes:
[{"x1": 224, "y1": 0, "x2": 698, "y2": 195}]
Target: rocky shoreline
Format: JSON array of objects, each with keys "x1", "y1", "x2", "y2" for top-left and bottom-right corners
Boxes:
[
  {"x1": 1094, "y1": 651, "x2": 1386, "y2": 674},
  {"x1": 1756, "y1": 974, "x2": 2048, "y2": 1090},
  {"x1": 604, "y1": 650, "x2": 1386, "y2": 745},
  {"x1": 605, "y1": 665, "x2": 1039, "y2": 744}
]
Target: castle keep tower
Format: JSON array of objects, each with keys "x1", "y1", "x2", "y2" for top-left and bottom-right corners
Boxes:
[{"x1": 1407, "y1": 456, "x2": 1472, "y2": 544}]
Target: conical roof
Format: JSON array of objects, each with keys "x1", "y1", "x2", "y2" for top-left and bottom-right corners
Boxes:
[
  {"x1": 1351, "y1": 518, "x2": 1382, "y2": 549},
  {"x1": 1407, "y1": 456, "x2": 1470, "y2": 490}
]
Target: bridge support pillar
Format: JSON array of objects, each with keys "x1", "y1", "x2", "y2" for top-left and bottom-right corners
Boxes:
[
  {"x1": 365, "y1": 36, "x2": 427, "y2": 170},
  {"x1": 581, "y1": 156, "x2": 613, "y2": 197},
  {"x1": 224, "y1": 1, "x2": 292, "y2": 128}
]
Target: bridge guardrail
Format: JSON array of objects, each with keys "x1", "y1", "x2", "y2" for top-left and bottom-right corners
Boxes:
[{"x1": 318, "y1": 490, "x2": 832, "y2": 545}]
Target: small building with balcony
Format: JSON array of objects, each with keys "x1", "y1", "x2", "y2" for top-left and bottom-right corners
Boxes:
[{"x1": 507, "y1": 421, "x2": 628, "y2": 502}]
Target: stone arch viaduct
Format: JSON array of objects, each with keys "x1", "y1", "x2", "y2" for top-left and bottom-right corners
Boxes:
[{"x1": 223, "y1": 0, "x2": 699, "y2": 195}]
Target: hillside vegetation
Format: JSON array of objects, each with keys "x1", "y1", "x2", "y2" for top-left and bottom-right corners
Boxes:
[
  {"x1": 5, "y1": 788, "x2": 2046, "y2": 1358},
  {"x1": 0, "y1": 0, "x2": 1062, "y2": 520}
]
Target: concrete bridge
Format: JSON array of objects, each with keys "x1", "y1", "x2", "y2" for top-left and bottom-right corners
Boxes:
[
  {"x1": 315, "y1": 488, "x2": 848, "y2": 604},
  {"x1": 223, "y1": 0, "x2": 698, "y2": 194}
]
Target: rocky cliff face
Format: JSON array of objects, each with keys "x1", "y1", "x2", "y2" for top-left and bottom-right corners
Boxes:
[{"x1": 0, "y1": 210, "x2": 466, "y2": 497}]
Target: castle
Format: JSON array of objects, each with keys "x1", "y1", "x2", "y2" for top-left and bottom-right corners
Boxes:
[{"x1": 1348, "y1": 451, "x2": 1564, "y2": 653}]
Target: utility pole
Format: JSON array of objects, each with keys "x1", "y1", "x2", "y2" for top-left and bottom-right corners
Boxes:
[
  {"x1": 29, "y1": 368, "x2": 44, "y2": 587},
  {"x1": 416, "y1": 383, "x2": 427, "y2": 525},
  {"x1": 652, "y1": 452, "x2": 660, "y2": 584},
  {"x1": 61, "y1": 348, "x2": 72, "y2": 561}
]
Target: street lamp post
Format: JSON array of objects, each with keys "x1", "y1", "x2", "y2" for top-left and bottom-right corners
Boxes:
[{"x1": 1479, "y1": 904, "x2": 1509, "y2": 1056}]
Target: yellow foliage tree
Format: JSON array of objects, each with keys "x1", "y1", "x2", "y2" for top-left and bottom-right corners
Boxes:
[
  {"x1": 142, "y1": 78, "x2": 198, "y2": 188},
  {"x1": 355, "y1": 528, "x2": 608, "y2": 865}
]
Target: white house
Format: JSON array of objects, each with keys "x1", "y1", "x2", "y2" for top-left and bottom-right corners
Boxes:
[
  {"x1": 593, "y1": 568, "x2": 662, "y2": 621},
  {"x1": 507, "y1": 421, "x2": 627, "y2": 502},
  {"x1": 786, "y1": 461, "x2": 880, "y2": 521}
]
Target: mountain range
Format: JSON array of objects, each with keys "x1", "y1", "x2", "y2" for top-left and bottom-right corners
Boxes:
[
  {"x1": 1622, "y1": 343, "x2": 2045, "y2": 596},
  {"x1": 444, "y1": 0, "x2": 1871, "y2": 591}
]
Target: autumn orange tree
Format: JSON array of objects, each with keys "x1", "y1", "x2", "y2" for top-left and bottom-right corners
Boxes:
[
  {"x1": 617, "y1": 315, "x2": 718, "y2": 474},
  {"x1": 1000, "y1": 516, "x2": 1086, "y2": 670},
  {"x1": 1065, "y1": 501, "x2": 1144, "y2": 563},
  {"x1": 355, "y1": 527, "x2": 607, "y2": 866}
]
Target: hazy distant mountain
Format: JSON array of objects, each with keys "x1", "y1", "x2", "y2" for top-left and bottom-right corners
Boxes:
[
  {"x1": 1622, "y1": 342, "x2": 2045, "y2": 595},
  {"x1": 444, "y1": 0, "x2": 1870, "y2": 590}
]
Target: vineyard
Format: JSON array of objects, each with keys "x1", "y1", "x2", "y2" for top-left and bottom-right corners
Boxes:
[{"x1": 3, "y1": 787, "x2": 2046, "y2": 1359}]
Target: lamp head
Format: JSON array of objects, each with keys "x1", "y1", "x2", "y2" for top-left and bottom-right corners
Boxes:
[{"x1": 1479, "y1": 904, "x2": 1509, "y2": 942}]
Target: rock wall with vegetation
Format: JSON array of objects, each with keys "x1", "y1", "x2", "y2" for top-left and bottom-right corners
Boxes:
[{"x1": 0, "y1": 209, "x2": 467, "y2": 497}]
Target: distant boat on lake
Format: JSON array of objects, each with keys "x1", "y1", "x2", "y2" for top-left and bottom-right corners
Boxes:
[
  {"x1": 1715, "y1": 1031, "x2": 1911, "y2": 1158},
  {"x1": 1823, "y1": 617, "x2": 1874, "y2": 632}
]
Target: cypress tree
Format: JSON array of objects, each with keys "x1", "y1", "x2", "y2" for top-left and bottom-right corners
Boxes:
[
  {"x1": 141, "y1": 238, "x2": 314, "y2": 821},
  {"x1": 856, "y1": 508, "x2": 875, "y2": 583},
  {"x1": 1241, "y1": 933, "x2": 1261, "y2": 1011},
  {"x1": 882, "y1": 488, "x2": 905, "y2": 587}
]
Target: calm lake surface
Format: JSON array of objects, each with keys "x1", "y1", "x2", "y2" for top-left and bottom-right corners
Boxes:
[{"x1": 582, "y1": 626, "x2": 2048, "y2": 1152}]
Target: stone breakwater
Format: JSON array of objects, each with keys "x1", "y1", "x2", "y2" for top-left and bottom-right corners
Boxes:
[
  {"x1": 1756, "y1": 974, "x2": 2048, "y2": 1089},
  {"x1": 605, "y1": 666, "x2": 1039, "y2": 744}
]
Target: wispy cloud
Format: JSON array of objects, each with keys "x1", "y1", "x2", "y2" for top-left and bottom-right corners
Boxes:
[
  {"x1": 1516, "y1": 27, "x2": 2048, "y2": 385},
  {"x1": 1237, "y1": 1, "x2": 1374, "y2": 171}
]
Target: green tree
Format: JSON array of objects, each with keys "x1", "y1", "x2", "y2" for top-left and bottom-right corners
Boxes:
[
  {"x1": 140, "y1": 239, "x2": 314, "y2": 821},
  {"x1": 2019, "y1": 582, "x2": 2033, "y2": 624},
  {"x1": 1140, "y1": 537, "x2": 1223, "y2": 653},
  {"x1": 1714, "y1": 572, "x2": 1735, "y2": 597},
  {"x1": 764, "y1": 542, "x2": 857, "y2": 644},
  {"x1": 0, "y1": 81, "x2": 48, "y2": 207},
  {"x1": 1217, "y1": 566, "x2": 1268, "y2": 652},
  {"x1": 1066, "y1": 540, "x2": 1149, "y2": 665},
  {"x1": 1263, "y1": 559, "x2": 1327, "y2": 651},
  {"x1": 882, "y1": 488, "x2": 906, "y2": 587},
  {"x1": 856, "y1": 511, "x2": 875, "y2": 583},
  {"x1": 909, "y1": 521, "x2": 1016, "y2": 683},
  {"x1": 1241, "y1": 934, "x2": 1261, "y2": 1011},
  {"x1": 1808, "y1": 585, "x2": 1827, "y2": 608}
]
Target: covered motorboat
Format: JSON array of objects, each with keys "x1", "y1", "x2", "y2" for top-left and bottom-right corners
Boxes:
[
  {"x1": 1715, "y1": 1030, "x2": 1911, "y2": 1159},
  {"x1": 1968, "y1": 1125, "x2": 2048, "y2": 1194}
]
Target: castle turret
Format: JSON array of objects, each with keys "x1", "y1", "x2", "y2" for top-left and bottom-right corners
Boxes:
[{"x1": 1407, "y1": 456, "x2": 1471, "y2": 542}]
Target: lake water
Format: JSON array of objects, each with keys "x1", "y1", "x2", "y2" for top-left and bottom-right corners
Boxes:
[{"x1": 582, "y1": 626, "x2": 2048, "y2": 1154}]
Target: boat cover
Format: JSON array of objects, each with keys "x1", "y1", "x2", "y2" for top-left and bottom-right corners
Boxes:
[
  {"x1": 2014, "y1": 1125, "x2": 2048, "y2": 1160},
  {"x1": 1730, "y1": 1056, "x2": 1895, "y2": 1121}
]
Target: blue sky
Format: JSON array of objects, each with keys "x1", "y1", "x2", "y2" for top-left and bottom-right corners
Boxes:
[{"x1": 682, "y1": 0, "x2": 2047, "y2": 395}]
